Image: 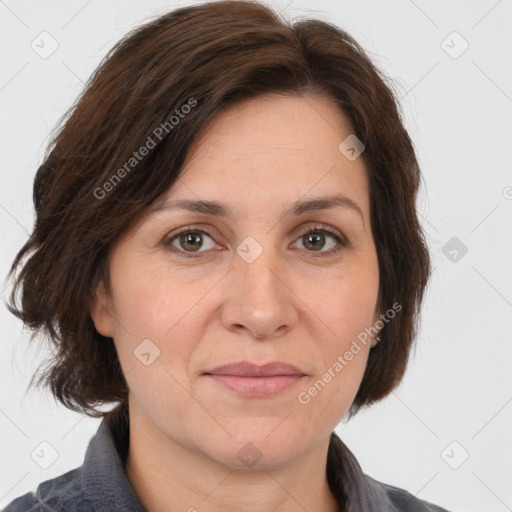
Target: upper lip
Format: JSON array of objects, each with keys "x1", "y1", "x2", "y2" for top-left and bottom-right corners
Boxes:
[{"x1": 204, "y1": 361, "x2": 306, "y2": 377}]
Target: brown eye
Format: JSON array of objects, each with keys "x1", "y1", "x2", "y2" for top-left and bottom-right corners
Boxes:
[
  {"x1": 179, "y1": 232, "x2": 203, "y2": 252},
  {"x1": 293, "y1": 227, "x2": 346, "y2": 256},
  {"x1": 302, "y1": 232, "x2": 326, "y2": 251},
  {"x1": 164, "y1": 228, "x2": 216, "y2": 255}
]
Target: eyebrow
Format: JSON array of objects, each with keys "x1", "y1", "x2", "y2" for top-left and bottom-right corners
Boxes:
[{"x1": 150, "y1": 194, "x2": 365, "y2": 226}]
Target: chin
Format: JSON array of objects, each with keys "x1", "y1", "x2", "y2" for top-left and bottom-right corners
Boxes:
[{"x1": 206, "y1": 422, "x2": 313, "y2": 470}]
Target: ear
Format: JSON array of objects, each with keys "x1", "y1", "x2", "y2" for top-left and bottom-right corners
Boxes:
[{"x1": 90, "y1": 280, "x2": 114, "y2": 337}]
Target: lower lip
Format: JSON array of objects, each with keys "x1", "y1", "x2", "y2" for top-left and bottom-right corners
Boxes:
[{"x1": 205, "y1": 374, "x2": 305, "y2": 397}]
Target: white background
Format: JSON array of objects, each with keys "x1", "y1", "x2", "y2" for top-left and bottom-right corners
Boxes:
[{"x1": 1, "y1": 1, "x2": 511, "y2": 511}]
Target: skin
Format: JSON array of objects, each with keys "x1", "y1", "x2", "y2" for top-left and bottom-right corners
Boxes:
[{"x1": 90, "y1": 92, "x2": 381, "y2": 512}]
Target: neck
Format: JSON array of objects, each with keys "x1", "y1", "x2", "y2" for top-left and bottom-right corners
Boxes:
[{"x1": 125, "y1": 406, "x2": 340, "y2": 512}]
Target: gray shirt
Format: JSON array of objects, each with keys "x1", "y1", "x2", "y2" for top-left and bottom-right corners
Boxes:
[{"x1": 2, "y1": 404, "x2": 452, "y2": 511}]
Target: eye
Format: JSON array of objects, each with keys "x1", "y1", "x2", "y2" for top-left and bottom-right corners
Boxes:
[
  {"x1": 163, "y1": 227, "x2": 218, "y2": 256},
  {"x1": 291, "y1": 225, "x2": 346, "y2": 256}
]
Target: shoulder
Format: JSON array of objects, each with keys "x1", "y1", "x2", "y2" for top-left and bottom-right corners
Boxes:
[
  {"x1": 327, "y1": 432, "x2": 453, "y2": 512},
  {"x1": 367, "y1": 475, "x2": 453, "y2": 512},
  {"x1": 2, "y1": 467, "x2": 91, "y2": 512}
]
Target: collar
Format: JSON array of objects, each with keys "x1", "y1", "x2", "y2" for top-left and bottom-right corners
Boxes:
[{"x1": 81, "y1": 404, "x2": 145, "y2": 511}]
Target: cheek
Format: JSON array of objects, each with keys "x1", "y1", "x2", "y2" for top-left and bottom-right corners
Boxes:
[
  {"x1": 107, "y1": 253, "x2": 211, "y2": 388},
  {"x1": 108, "y1": 252, "x2": 197, "y2": 339},
  {"x1": 314, "y1": 263, "x2": 379, "y2": 337},
  {"x1": 302, "y1": 264, "x2": 377, "y2": 396}
]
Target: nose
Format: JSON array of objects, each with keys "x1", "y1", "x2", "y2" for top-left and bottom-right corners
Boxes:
[{"x1": 220, "y1": 244, "x2": 298, "y2": 340}]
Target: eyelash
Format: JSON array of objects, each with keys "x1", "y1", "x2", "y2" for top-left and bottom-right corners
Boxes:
[{"x1": 162, "y1": 224, "x2": 348, "y2": 259}]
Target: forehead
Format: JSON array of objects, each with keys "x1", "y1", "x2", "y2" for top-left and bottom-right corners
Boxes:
[
  {"x1": 138, "y1": 93, "x2": 371, "y2": 232},
  {"x1": 183, "y1": 93, "x2": 360, "y2": 170}
]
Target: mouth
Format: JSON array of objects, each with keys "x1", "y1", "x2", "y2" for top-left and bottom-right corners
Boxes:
[{"x1": 203, "y1": 361, "x2": 306, "y2": 398}]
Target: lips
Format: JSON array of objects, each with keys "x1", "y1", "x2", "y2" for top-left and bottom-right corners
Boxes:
[
  {"x1": 204, "y1": 361, "x2": 306, "y2": 377},
  {"x1": 203, "y1": 361, "x2": 306, "y2": 398}
]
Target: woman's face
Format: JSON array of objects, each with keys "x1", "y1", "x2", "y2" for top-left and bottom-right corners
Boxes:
[{"x1": 91, "y1": 93, "x2": 381, "y2": 469}]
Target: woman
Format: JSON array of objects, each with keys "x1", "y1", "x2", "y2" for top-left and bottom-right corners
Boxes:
[{"x1": 4, "y1": 1, "x2": 451, "y2": 510}]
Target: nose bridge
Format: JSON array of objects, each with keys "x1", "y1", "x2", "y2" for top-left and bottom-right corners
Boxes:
[
  {"x1": 241, "y1": 246, "x2": 280, "y2": 297},
  {"x1": 220, "y1": 235, "x2": 297, "y2": 338},
  {"x1": 237, "y1": 236, "x2": 285, "y2": 305}
]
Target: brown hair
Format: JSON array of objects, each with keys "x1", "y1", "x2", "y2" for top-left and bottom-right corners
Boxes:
[{"x1": 6, "y1": 0, "x2": 430, "y2": 419}]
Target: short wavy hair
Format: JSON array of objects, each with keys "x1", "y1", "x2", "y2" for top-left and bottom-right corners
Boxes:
[{"x1": 6, "y1": 0, "x2": 430, "y2": 418}]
